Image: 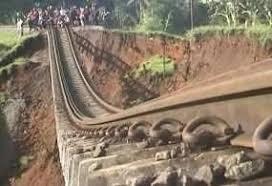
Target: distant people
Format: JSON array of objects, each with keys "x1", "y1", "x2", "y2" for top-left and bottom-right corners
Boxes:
[
  {"x1": 88, "y1": 4, "x2": 96, "y2": 25},
  {"x1": 19, "y1": 3, "x2": 112, "y2": 29},
  {"x1": 16, "y1": 12, "x2": 24, "y2": 37},
  {"x1": 17, "y1": 18, "x2": 24, "y2": 37},
  {"x1": 79, "y1": 7, "x2": 85, "y2": 26},
  {"x1": 38, "y1": 8, "x2": 46, "y2": 29},
  {"x1": 57, "y1": 16, "x2": 65, "y2": 28},
  {"x1": 83, "y1": 6, "x2": 90, "y2": 24},
  {"x1": 64, "y1": 15, "x2": 70, "y2": 25},
  {"x1": 27, "y1": 8, "x2": 39, "y2": 31}
]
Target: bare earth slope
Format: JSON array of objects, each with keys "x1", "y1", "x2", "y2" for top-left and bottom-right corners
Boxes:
[
  {"x1": 0, "y1": 37, "x2": 64, "y2": 186},
  {"x1": 73, "y1": 28, "x2": 272, "y2": 108}
]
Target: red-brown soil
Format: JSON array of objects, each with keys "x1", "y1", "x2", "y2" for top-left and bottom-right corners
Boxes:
[
  {"x1": 0, "y1": 29, "x2": 270, "y2": 186},
  {"x1": 73, "y1": 28, "x2": 272, "y2": 108},
  {"x1": 0, "y1": 42, "x2": 64, "y2": 186}
]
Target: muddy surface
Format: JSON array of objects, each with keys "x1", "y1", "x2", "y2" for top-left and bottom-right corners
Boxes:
[{"x1": 0, "y1": 43, "x2": 64, "y2": 186}]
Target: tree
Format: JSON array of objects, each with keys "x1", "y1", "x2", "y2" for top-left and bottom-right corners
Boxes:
[
  {"x1": 263, "y1": 0, "x2": 272, "y2": 26},
  {"x1": 111, "y1": 0, "x2": 138, "y2": 29},
  {"x1": 209, "y1": 0, "x2": 240, "y2": 27},
  {"x1": 239, "y1": 0, "x2": 261, "y2": 27},
  {"x1": 127, "y1": 0, "x2": 150, "y2": 21}
]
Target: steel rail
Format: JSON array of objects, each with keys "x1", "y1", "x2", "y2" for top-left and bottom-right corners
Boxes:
[
  {"x1": 50, "y1": 26, "x2": 121, "y2": 125},
  {"x1": 65, "y1": 26, "x2": 122, "y2": 113},
  {"x1": 49, "y1": 26, "x2": 272, "y2": 132}
]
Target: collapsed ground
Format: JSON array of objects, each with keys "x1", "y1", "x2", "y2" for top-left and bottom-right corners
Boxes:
[
  {"x1": 0, "y1": 30, "x2": 64, "y2": 186},
  {"x1": 0, "y1": 26, "x2": 272, "y2": 185},
  {"x1": 73, "y1": 27, "x2": 272, "y2": 109}
]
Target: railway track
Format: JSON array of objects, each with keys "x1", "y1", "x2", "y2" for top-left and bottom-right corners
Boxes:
[{"x1": 48, "y1": 26, "x2": 272, "y2": 186}]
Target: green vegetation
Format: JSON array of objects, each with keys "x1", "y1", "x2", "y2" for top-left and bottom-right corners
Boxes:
[
  {"x1": 0, "y1": 92, "x2": 8, "y2": 105},
  {"x1": 0, "y1": 31, "x2": 20, "y2": 57},
  {"x1": 1, "y1": 0, "x2": 272, "y2": 37},
  {"x1": 0, "y1": 31, "x2": 39, "y2": 81},
  {"x1": 133, "y1": 0, "x2": 207, "y2": 34},
  {"x1": 110, "y1": 28, "x2": 183, "y2": 41},
  {"x1": 0, "y1": 33, "x2": 40, "y2": 69},
  {"x1": 107, "y1": 0, "x2": 272, "y2": 45},
  {"x1": 0, "y1": 31, "x2": 36, "y2": 58},
  {"x1": 0, "y1": 31, "x2": 19, "y2": 48},
  {"x1": 90, "y1": 0, "x2": 272, "y2": 50},
  {"x1": 18, "y1": 155, "x2": 34, "y2": 171},
  {"x1": 127, "y1": 55, "x2": 175, "y2": 79},
  {"x1": 0, "y1": 57, "x2": 27, "y2": 74},
  {"x1": 1, "y1": 0, "x2": 272, "y2": 48},
  {"x1": 105, "y1": 0, "x2": 208, "y2": 34},
  {"x1": 186, "y1": 24, "x2": 272, "y2": 47}
]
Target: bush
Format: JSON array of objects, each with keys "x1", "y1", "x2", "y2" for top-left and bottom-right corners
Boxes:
[{"x1": 128, "y1": 55, "x2": 175, "y2": 79}]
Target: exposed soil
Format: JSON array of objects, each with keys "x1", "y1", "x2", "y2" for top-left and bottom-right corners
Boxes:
[
  {"x1": 0, "y1": 38, "x2": 64, "y2": 186},
  {"x1": 73, "y1": 29, "x2": 272, "y2": 108},
  {"x1": 0, "y1": 28, "x2": 271, "y2": 186}
]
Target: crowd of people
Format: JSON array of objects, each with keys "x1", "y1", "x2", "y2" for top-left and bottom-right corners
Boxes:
[{"x1": 16, "y1": 4, "x2": 110, "y2": 36}]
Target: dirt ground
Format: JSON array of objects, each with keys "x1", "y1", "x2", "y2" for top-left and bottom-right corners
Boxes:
[
  {"x1": 0, "y1": 43, "x2": 64, "y2": 186},
  {"x1": 0, "y1": 29, "x2": 271, "y2": 186},
  {"x1": 73, "y1": 30, "x2": 272, "y2": 108}
]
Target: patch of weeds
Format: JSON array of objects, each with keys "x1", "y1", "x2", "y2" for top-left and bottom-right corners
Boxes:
[
  {"x1": 18, "y1": 155, "x2": 34, "y2": 170},
  {"x1": 0, "y1": 92, "x2": 8, "y2": 106},
  {"x1": 127, "y1": 55, "x2": 175, "y2": 79},
  {"x1": 245, "y1": 25, "x2": 272, "y2": 48},
  {"x1": 185, "y1": 25, "x2": 246, "y2": 41},
  {"x1": 11, "y1": 155, "x2": 35, "y2": 176}
]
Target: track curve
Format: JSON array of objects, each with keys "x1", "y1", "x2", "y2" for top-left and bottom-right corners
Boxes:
[
  {"x1": 48, "y1": 26, "x2": 272, "y2": 186},
  {"x1": 49, "y1": 26, "x2": 122, "y2": 125}
]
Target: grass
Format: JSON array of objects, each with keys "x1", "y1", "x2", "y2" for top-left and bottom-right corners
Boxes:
[
  {"x1": 105, "y1": 28, "x2": 183, "y2": 41},
  {"x1": 102, "y1": 24, "x2": 272, "y2": 48},
  {"x1": 127, "y1": 55, "x2": 175, "y2": 79},
  {"x1": 0, "y1": 92, "x2": 8, "y2": 105},
  {"x1": 0, "y1": 31, "x2": 22, "y2": 57},
  {"x1": 0, "y1": 31, "x2": 19, "y2": 48},
  {"x1": 0, "y1": 30, "x2": 36, "y2": 58},
  {"x1": 0, "y1": 32, "x2": 17, "y2": 57},
  {"x1": 0, "y1": 57, "x2": 27, "y2": 74},
  {"x1": 86, "y1": 23, "x2": 272, "y2": 48},
  {"x1": 186, "y1": 24, "x2": 272, "y2": 47},
  {"x1": 0, "y1": 33, "x2": 40, "y2": 68}
]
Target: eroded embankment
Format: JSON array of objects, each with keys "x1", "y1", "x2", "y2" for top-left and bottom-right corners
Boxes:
[
  {"x1": 72, "y1": 28, "x2": 272, "y2": 108},
  {"x1": 0, "y1": 35, "x2": 64, "y2": 186}
]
